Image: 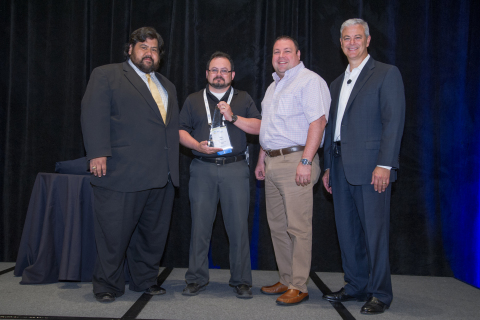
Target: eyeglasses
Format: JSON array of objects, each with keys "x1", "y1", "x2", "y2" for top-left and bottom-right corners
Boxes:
[{"x1": 208, "y1": 69, "x2": 232, "y2": 75}]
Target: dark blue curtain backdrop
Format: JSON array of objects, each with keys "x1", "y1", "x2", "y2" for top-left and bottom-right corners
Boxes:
[
  {"x1": 432, "y1": 0, "x2": 480, "y2": 288},
  {"x1": 1, "y1": 0, "x2": 479, "y2": 289},
  {"x1": 406, "y1": 0, "x2": 480, "y2": 288}
]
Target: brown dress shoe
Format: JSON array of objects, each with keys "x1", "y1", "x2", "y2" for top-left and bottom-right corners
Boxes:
[
  {"x1": 276, "y1": 289, "x2": 309, "y2": 306},
  {"x1": 260, "y1": 282, "x2": 288, "y2": 295}
]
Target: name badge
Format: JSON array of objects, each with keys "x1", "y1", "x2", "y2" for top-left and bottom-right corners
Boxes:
[{"x1": 203, "y1": 88, "x2": 234, "y2": 155}]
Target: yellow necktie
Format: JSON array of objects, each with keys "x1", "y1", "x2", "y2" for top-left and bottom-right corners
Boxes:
[{"x1": 146, "y1": 74, "x2": 167, "y2": 122}]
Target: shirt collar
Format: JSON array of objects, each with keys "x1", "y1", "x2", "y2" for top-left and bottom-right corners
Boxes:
[
  {"x1": 128, "y1": 59, "x2": 155, "y2": 77},
  {"x1": 273, "y1": 61, "x2": 305, "y2": 83},
  {"x1": 345, "y1": 54, "x2": 370, "y2": 76},
  {"x1": 205, "y1": 85, "x2": 232, "y2": 103}
]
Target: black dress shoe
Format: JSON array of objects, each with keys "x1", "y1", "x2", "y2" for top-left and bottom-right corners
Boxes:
[
  {"x1": 234, "y1": 284, "x2": 253, "y2": 299},
  {"x1": 145, "y1": 284, "x2": 166, "y2": 295},
  {"x1": 95, "y1": 292, "x2": 115, "y2": 302},
  {"x1": 322, "y1": 287, "x2": 367, "y2": 302},
  {"x1": 182, "y1": 283, "x2": 207, "y2": 296},
  {"x1": 361, "y1": 297, "x2": 389, "y2": 314}
]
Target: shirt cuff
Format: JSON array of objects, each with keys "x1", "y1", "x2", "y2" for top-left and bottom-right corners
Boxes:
[{"x1": 377, "y1": 165, "x2": 391, "y2": 170}]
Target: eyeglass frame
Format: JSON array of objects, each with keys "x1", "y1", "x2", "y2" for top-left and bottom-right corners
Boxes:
[{"x1": 207, "y1": 69, "x2": 233, "y2": 75}]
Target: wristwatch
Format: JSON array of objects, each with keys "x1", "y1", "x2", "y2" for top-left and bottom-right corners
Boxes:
[
  {"x1": 230, "y1": 114, "x2": 238, "y2": 124},
  {"x1": 300, "y1": 158, "x2": 312, "y2": 165}
]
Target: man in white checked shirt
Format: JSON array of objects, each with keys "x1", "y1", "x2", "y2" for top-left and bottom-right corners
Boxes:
[{"x1": 255, "y1": 36, "x2": 330, "y2": 306}]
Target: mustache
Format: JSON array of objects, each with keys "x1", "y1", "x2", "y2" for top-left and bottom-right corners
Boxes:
[
  {"x1": 142, "y1": 56, "x2": 153, "y2": 62},
  {"x1": 214, "y1": 76, "x2": 224, "y2": 81}
]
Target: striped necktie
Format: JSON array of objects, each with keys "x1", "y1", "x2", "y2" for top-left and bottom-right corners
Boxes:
[{"x1": 146, "y1": 74, "x2": 166, "y2": 122}]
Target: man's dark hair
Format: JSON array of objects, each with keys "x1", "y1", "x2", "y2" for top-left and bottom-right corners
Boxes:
[
  {"x1": 274, "y1": 35, "x2": 299, "y2": 52},
  {"x1": 124, "y1": 27, "x2": 165, "y2": 60},
  {"x1": 206, "y1": 51, "x2": 235, "y2": 71}
]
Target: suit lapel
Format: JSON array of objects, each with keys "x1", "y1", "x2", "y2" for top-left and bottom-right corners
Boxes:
[
  {"x1": 123, "y1": 62, "x2": 164, "y2": 124},
  {"x1": 344, "y1": 58, "x2": 376, "y2": 114},
  {"x1": 155, "y1": 72, "x2": 172, "y2": 126}
]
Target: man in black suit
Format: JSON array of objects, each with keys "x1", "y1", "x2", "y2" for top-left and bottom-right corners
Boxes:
[
  {"x1": 322, "y1": 19, "x2": 405, "y2": 314},
  {"x1": 81, "y1": 27, "x2": 179, "y2": 302}
]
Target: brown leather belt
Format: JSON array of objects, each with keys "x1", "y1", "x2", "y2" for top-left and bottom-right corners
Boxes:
[{"x1": 265, "y1": 146, "x2": 305, "y2": 157}]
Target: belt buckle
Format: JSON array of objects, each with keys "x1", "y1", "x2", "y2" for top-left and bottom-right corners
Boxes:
[{"x1": 265, "y1": 150, "x2": 271, "y2": 157}]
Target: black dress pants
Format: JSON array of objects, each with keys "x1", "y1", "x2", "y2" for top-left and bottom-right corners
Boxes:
[{"x1": 92, "y1": 182, "x2": 174, "y2": 296}]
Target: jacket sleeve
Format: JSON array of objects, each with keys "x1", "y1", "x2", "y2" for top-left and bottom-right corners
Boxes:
[
  {"x1": 324, "y1": 81, "x2": 336, "y2": 171},
  {"x1": 81, "y1": 67, "x2": 112, "y2": 160},
  {"x1": 377, "y1": 66, "x2": 406, "y2": 168},
  {"x1": 324, "y1": 120, "x2": 332, "y2": 170}
]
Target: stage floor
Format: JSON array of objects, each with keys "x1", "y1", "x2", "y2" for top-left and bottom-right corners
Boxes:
[{"x1": 1, "y1": 262, "x2": 478, "y2": 320}]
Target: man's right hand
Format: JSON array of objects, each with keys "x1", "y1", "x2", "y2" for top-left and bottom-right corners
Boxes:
[
  {"x1": 196, "y1": 141, "x2": 223, "y2": 154},
  {"x1": 322, "y1": 169, "x2": 332, "y2": 194},
  {"x1": 90, "y1": 157, "x2": 107, "y2": 177},
  {"x1": 255, "y1": 161, "x2": 266, "y2": 180}
]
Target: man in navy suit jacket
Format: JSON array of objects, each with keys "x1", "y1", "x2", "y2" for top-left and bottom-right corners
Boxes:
[
  {"x1": 81, "y1": 27, "x2": 179, "y2": 302},
  {"x1": 322, "y1": 18, "x2": 405, "y2": 315}
]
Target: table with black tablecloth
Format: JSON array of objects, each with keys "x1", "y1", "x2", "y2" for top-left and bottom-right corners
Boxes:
[{"x1": 14, "y1": 173, "x2": 96, "y2": 284}]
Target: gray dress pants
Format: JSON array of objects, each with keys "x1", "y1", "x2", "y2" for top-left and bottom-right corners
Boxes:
[{"x1": 185, "y1": 158, "x2": 252, "y2": 286}]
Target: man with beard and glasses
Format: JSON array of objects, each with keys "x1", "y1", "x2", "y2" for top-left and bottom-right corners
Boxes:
[
  {"x1": 179, "y1": 51, "x2": 261, "y2": 299},
  {"x1": 81, "y1": 27, "x2": 179, "y2": 302}
]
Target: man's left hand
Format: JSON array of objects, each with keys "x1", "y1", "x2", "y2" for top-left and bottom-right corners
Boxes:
[
  {"x1": 371, "y1": 167, "x2": 390, "y2": 193},
  {"x1": 296, "y1": 163, "x2": 312, "y2": 187},
  {"x1": 217, "y1": 101, "x2": 233, "y2": 122},
  {"x1": 90, "y1": 156, "x2": 107, "y2": 177}
]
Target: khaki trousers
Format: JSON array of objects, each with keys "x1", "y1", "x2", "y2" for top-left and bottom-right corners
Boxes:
[{"x1": 264, "y1": 151, "x2": 320, "y2": 292}]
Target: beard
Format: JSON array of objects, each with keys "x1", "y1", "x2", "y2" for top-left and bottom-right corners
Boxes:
[
  {"x1": 131, "y1": 54, "x2": 160, "y2": 73},
  {"x1": 208, "y1": 76, "x2": 231, "y2": 90}
]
